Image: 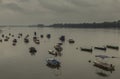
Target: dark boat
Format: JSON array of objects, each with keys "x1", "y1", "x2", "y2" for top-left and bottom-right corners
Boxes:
[
  {"x1": 13, "y1": 39, "x2": 17, "y2": 43},
  {"x1": 46, "y1": 34, "x2": 51, "y2": 39},
  {"x1": 59, "y1": 35, "x2": 65, "y2": 42},
  {"x1": 33, "y1": 37, "x2": 37, "y2": 40},
  {"x1": 34, "y1": 32, "x2": 37, "y2": 36},
  {"x1": 106, "y1": 45, "x2": 119, "y2": 50},
  {"x1": 40, "y1": 35, "x2": 44, "y2": 38},
  {"x1": 4, "y1": 38, "x2": 9, "y2": 41},
  {"x1": 57, "y1": 43, "x2": 63, "y2": 45},
  {"x1": 94, "y1": 47, "x2": 106, "y2": 51},
  {"x1": 24, "y1": 38, "x2": 29, "y2": 43},
  {"x1": 12, "y1": 35, "x2": 14, "y2": 37},
  {"x1": 0, "y1": 39, "x2": 2, "y2": 42},
  {"x1": 80, "y1": 47, "x2": 93, "y2": 52},
  {"x1": 2, "y1": 34, "x2": 4, "y2": 38},
  {"x1": 9, "y1": 33, "x2": 11, "y2": 36},
  {"x1": 46, "y1": 58, "x2": 60, "y2": 68},
  {"x1": 29, "y1": 47, "x2": 37, "y2": 55},
  {"x1": 93, "y1": 60, "x2": 115, "y2": 72},
  {"x1": 68, "y1": 39, "x2": 75, "y2": 43}
]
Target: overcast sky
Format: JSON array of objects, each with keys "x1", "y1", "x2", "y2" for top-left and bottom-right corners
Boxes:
[{"x1": 0, "y1": 0, "x2": 120, "y2": 25}]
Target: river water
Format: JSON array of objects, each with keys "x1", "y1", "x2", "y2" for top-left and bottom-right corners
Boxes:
[{"x1": 0, "y1": 27, "x2": 120, "y2": 79}]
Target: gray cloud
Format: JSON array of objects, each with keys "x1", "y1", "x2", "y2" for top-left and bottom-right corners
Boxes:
[
  {"x1": 37, "y1": 0, "x2": 77, "y2": 13},
  {"x1": 0, "y1": 0, "x2": 120, "y2": 25},
  {"x1": 1, "y1": 3, "x2": 25, "y2": 12}
]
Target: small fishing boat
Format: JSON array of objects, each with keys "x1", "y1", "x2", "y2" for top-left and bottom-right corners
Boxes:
[
  {"x1": 46, "y1": 58, "x2": 60, "y2": 67},
  {"x1": 93, "y1": 60, "x2": 115, "y2": 71},
  {"x1": 54, "y1": 45, "x2": 63, "y2": 52},
  {"x1": 12, "y1": 43, "x2": 16, "y2": 46},
  {"x1": 46, "y1": 34, "x2": 51, "y2": 39},
  {"x1": 29, "y1": 47, "x2": 37, "y2": 53},
  {"x1": 48, "y1": 50, "x2": 57, "y2": 56},
  {"x1": 33, "y1": 37, "x2": 40, "y2": 44},
  {"x1": 2, "y1": 34, "x2": 4, "y2": 38},
  {"x1": 59, "y1": 35, "x2": 65, "y2": 42},
  {"x1": 94, "y1": 47, "x2": 106, "y2": 51},
  {"x1": 33, "y1": 37, "x2": 37, "y2": 40},
  {"x1": 106, "y1": 45, "x2": 119, "y2": 50},
  {"x1": 57, "y1": 42, "x2": 63, "y2": 45},
  {"x1": 34, "y1": 40, "x2": 40, "y2": 44},
  {"x1": 13, "y1": 39, "x2": 17, "y2": 43},
  {"x1": 24, "y1": 38, "x2": 29, "y2": 43},
  {"x1": 34, "y1": 32, "x2": 37, "y2": 36},
  {"x1": 80, "y1": 47, "x2": 93, "y2": 52},
  {"x1": 40, "y1": 35, "x2": 44, "y2": 38},
  {"x1": 4, "y1": 38, "x2": 8, "y2": 41},
  {"x1": 0, "y1": 39, "x2": 2, "y2": 42},
  {"x1": 68, "y1": 39, "x2": 75, "y2": 43}
]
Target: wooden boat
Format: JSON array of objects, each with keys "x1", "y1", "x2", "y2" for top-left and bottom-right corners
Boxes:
[
  {"x1": 48, "y1": 50, "x2": 57, "y2": 56},
  {"x1": 94, "y1": 47, "x2": 106, "y2": 51},
  {"x1": 80, "y1": 48, "x2": 93, "y2": 52},
  {"x1": 33, "y1": 37, "x2": 40, "y2": 44},
  {"x1": 93, "y1": 60, "x2": 115, "y2": 71},
  {"x1": 106, "y1": 45, "x2": 119, "y2": 50},
  {"x1": 34, "y1": 40, "x2": 40, "y2": 44}
]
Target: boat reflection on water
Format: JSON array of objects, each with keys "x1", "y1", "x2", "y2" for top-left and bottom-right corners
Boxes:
[
  {"x1": 46, "y1": 63, "x2": 61, "y2": 70},
  {"x1": 96, "y1": 71, "x2": 110, "y2": 77},
  {"x1": 29, "y1": 52, "x2": 37, "y2": 56}
]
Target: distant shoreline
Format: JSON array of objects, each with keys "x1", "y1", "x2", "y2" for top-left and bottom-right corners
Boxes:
[
  {"x1": 1, "y1": 20, "x2": 120, "y2": 28},
  {"x1": 38, "y1": 20, "x2": 120, "y2": 28}
]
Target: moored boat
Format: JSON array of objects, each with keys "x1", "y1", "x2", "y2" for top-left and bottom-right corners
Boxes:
[
  {"x1": 54, "y1": 44, "x2": 63, "y2": 52},
  {"x1": 46, "y1": 58, "x2": 60, "y2": 67},
  {"x1": 94, "y1": 47, "x2": 106, "y2": 51},
  {"x1": 24, "y1": 38, "x2": 29, "y2": 43},
  {"x1": 106, "y1": 45, "x2": 119, "y2": 50},
  {"x1": 48, "y1": 50, "x2": 57, "y2": 56},
  {"x1": 93, "y1": 60, "x2": 115, "y2": 71},
  {"x1": 59, "y1": 35, "x2": 65, "y2": 42},
  {"x1": 80, "y1": 47, "x2": 93, "y2": 52},
  {"x1": 68, "y1": 39, "x2": 75, "y2": 43}
]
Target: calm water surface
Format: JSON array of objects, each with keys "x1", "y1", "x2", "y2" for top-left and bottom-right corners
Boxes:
[{"x1": 0, "y1": 27, "x2": 120, "y2": 79}]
